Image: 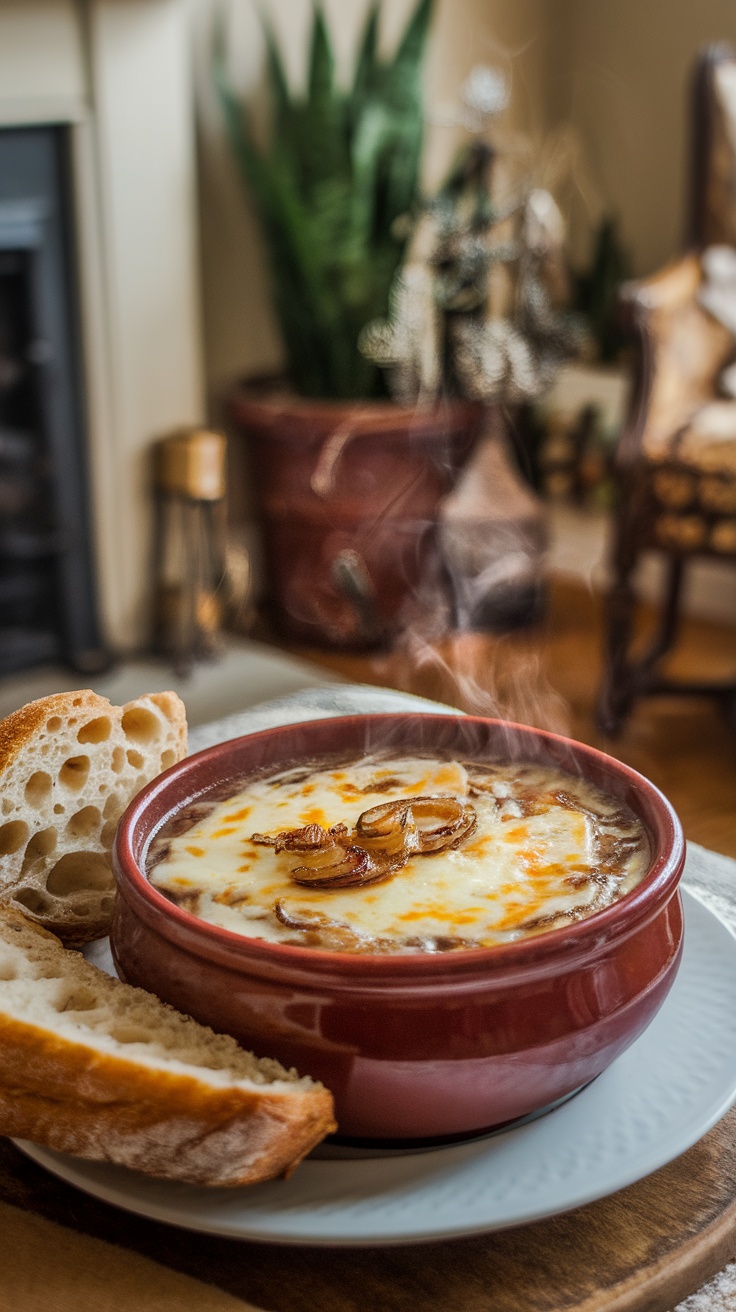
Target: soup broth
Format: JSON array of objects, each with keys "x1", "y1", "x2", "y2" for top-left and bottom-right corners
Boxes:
[{"x1": 147, "y1": 755, "x2": 650, "y2": 953}]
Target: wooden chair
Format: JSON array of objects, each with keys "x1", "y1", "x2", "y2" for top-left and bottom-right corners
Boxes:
[{"x1": 598, "y1": 44, "x2": 736, "y2": 734}]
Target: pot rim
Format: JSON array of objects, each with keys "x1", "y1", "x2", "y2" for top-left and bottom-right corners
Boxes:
[
  {"x1": 114, "y1": 713, "x2": 685, "y2": 983},
  {"x1": 229, "y1": 390, "x2": 482, "y2": 440}
]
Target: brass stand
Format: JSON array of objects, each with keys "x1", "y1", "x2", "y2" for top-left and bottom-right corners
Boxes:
[{"x1": 152, "y1": 428, "x2": 228, "y2": 671}]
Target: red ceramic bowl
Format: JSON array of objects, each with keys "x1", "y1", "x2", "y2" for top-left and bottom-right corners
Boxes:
[{"x1": 111, "y1": 714, "x2": 685, "y2": 1141}]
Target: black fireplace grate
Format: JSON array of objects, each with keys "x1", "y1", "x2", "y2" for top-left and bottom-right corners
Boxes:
[{"x1": 0, "y1": 128, "x2": 106, "y2": 676}]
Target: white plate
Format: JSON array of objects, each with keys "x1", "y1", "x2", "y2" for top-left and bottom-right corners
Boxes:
[{"x1": 17, "y1": 888, "x2": 736, "y2": 1247}]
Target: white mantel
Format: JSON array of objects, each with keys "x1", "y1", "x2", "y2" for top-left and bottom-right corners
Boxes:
[{"x1": 0, "y1": 0, "x2": 204, "y2": 649}]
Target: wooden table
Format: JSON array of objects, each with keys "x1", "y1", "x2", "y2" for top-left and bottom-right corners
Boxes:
[
  {"x1": 2, "y1": 1105, "x2": 736, "y2": 1312},
  {"x1": 3, "y1": 670, "x2": 736, "y2": 1310}
]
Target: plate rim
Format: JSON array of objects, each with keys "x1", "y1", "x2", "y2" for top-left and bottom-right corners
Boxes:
[{"x1": 15, "y1": 886, "x2": 736, "y2": 1247}]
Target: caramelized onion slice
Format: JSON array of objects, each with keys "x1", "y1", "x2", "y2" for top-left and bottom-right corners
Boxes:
[
  {"x1": 251, "y1": 823, "x2": 345, "y2": 855},
  {"x1": 274, "y1": 900, "x2": 375, "y2": 951},
  {"x1": 355, "y1": 800, "x2": 418, "y2": 858},
  {"x1": 291, "y1": 844, "x2": 369, "y2": 887},
  {"x1": 254, "y1": 794, "x2": 476, "y2": 898},
  {"x1": 404, "y1": 796, "x2": 477, "y2": 852},
  {"x1": 292, "y1": 845, "x2": 400, "y2": 890}
]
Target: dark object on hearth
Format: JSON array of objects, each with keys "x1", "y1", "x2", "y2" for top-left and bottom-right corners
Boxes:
[
  {"x1": 599, "y1": 45, "x2": 736, "y2": 735},
  {"x1": 152, "y1": 427, "x2": 228, "y2": 671},
  {"x1": 0, "y1": 128, "x2": 107, "y2": 677}
]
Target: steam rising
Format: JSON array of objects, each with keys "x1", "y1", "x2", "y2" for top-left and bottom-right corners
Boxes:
[
  {"x1": 373, "y1": 624, "x2": 570, "y2": 739},
  {"x1": 283, "y1": 402, "x2": 571, "y2": 742}
]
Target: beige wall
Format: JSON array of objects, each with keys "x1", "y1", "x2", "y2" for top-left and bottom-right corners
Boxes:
[
  {"x1": 551, "y1": 0, "x2": 736, "y2": 276},
  {"x1": 187, "y1": 0, "x2": 552, "y2": 402},
  {"x1": 189, "y1": 0, "x2": 736, "y2": 402}
]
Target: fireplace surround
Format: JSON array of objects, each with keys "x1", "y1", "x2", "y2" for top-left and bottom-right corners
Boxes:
[{"x1": 0, "y1": 0, "x2": 204, "y2": 659}]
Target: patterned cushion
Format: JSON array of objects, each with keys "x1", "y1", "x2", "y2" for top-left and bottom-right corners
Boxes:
[
  {"x1": 646, "y1": 405, "x2": 736, "y2": 553},
  {"x1": 673, "y1": 400, "x2": 736, "y2": 474}
]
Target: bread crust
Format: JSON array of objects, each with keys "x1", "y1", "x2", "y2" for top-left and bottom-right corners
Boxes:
[
  {"x1": 0, "y1": 691, "x2": 108, "y2": 776},
  {"x1": 0, "y1": 909, "x2": 336, "y2": 1184},
  {"x1": 0, "y1": 1017, "x2": 334, "y2": 1184}
]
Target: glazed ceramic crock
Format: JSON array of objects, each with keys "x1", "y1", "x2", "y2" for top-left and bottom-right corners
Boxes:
[{"x1": 111, "y1": 714, "x2": 685, "y2": 1141}]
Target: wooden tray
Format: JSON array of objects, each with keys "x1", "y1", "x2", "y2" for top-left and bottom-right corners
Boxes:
[{"x1": 3, "y1": 1102, "x2": 736, "y2": 1311}]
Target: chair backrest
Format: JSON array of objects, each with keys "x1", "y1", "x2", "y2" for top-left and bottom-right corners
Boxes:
[{"x1": 688, "y1": 43, "x2": 736, "y2": 248}]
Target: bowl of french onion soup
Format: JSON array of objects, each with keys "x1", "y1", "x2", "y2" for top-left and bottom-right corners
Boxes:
[{"x1": 111, "y1": 714, "x2": 685, "y2": 1142}]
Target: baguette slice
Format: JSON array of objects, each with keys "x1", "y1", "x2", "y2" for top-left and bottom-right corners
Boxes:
[
  {"x1": 0, "y1": 908, "x2": 336, "y2": 1184},
  {"x1": 0, "y1": 689, "x2": 187, "y2": 944}
]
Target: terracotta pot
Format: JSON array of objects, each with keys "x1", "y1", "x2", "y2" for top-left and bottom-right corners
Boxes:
[
  {"x1": 112, "y1": 713, "x2": 684, "y2": 1142},
  {"x1": 230, "y1": 388, "x2": 482, "y2": 647}
]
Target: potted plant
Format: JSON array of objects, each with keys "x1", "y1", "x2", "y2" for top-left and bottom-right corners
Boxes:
[{"x1": 217, "y1": 1, "x2": 482, "y2": 647}]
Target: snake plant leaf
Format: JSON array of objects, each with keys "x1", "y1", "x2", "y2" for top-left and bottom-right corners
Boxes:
[
  {"x1": 388, "y1": 0, "x2": 433, "y2": 103},
  {"x1": 216, "y1": 0, "x2": 433, "y2": 398},
  {"x1": 353, "y1": 3, "x2": 381, "y2": 105},
  {"x1": 262, "y1": 19, "x2": 292, "y2": 138},
  {"x1": 308, "y1": 7, "x2": 335, "y2": 104}
]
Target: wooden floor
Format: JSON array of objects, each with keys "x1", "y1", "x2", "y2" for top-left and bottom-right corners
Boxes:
[{"x1": 275, "y1": 578, "x2": 736, "y2": 859}]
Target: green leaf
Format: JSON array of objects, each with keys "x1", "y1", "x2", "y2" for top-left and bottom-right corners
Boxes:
[
  {"x1": 262, "y1": 19, "x2": 292, "y2": 134},
  {"x1": 391, "y1": 0, "x2": 433, "y2": 93},
  {"x1": 308, "y1": 7, "x2": 335, "y2": 105},
  {"x1": 214, "y1": 0, "x2": 432, "y2": 398},
  {"x1": 353, "y1": 3, "x2": 380, "y2": 102}
]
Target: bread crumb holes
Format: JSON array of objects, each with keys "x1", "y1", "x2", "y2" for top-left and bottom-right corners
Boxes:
[
  {"x1": 111, "y1": 747, "x2": 125, "y2": 774},
  {"x1": 56, "y1": 986, "x2": 99, "y2": 1012},
  {"x1": 13, "y1": 888, "x2": 52, "y2": 915},
  {"x1": 25, "y1": 771, "x2": 53, "y2": 807},
  {"x1": 101, "y1": 820, "x2": 117, "y2": 846},
  {"x1": 126, "y1": 749, "x2": 144, "y2": 769},
  {"x1": 21, "y1": 828, "x2": 57, "y2": 873},
  {"x1": 161, "y1": 750, "x2": 176, "y2": 770},
  {"x1": 65, "y1": 806, "x2": 101, "y2": 839},
  {"x1": 0, "y1": 820, "x2": 29, "y2": 856},
  {"x1": 122, "y1": 706, "x2": 159, "y2": 745},
  {"x1": 110, "y1": 1025, "x2": 152, "y2": 1044},
  {"x1": 77, "y1": 716, "x2": 112, "y2": 744},
  {"x1": 103, "y1": 795, "x2": 120, "y2": 820},
  {"x1": 59, "y1": 755, "x2": 90, "y2": 791},
  {"x1": 46, "y1": 716, "x2": 62, "y2": 732},
  {"x1": 45, "y1": 851, "x2": 112, "y2": 896}
]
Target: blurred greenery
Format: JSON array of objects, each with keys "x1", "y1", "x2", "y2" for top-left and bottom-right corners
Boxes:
[
  {"x1": 215, "y1": 1, "x2": 433, "y2": 399},
  {"x1": 573, "y1": 216, "x2": 631, "y2": 364}
]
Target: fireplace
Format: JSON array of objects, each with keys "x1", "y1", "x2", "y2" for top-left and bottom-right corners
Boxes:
[
  {"x1": 0, "y1": 126, "x2": 105, "y2": 675},
  {"x1": 0, "y1": 0, "x2": 204, "y2": 662}
]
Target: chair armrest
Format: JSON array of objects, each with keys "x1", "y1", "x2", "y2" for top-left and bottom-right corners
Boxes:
[
  {"x1": 617, "y1": 252, "x2": 734, "y2": 464},
  {"x1": 621, "y1": 253, "x2": 703, "y2": 316}
]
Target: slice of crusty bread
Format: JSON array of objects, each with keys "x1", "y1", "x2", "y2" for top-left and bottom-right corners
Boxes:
[
  {"x1": 0, "y1": 908, "x2": 336, "y2": 1184},
  {"x1": 0, "y1": 690, "x2": 187, "y2": 945}
]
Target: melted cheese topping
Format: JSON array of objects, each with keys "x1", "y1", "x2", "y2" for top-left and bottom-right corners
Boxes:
[{"x1": 148, "y1": 756, "x2": 650, "y2": 953}]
